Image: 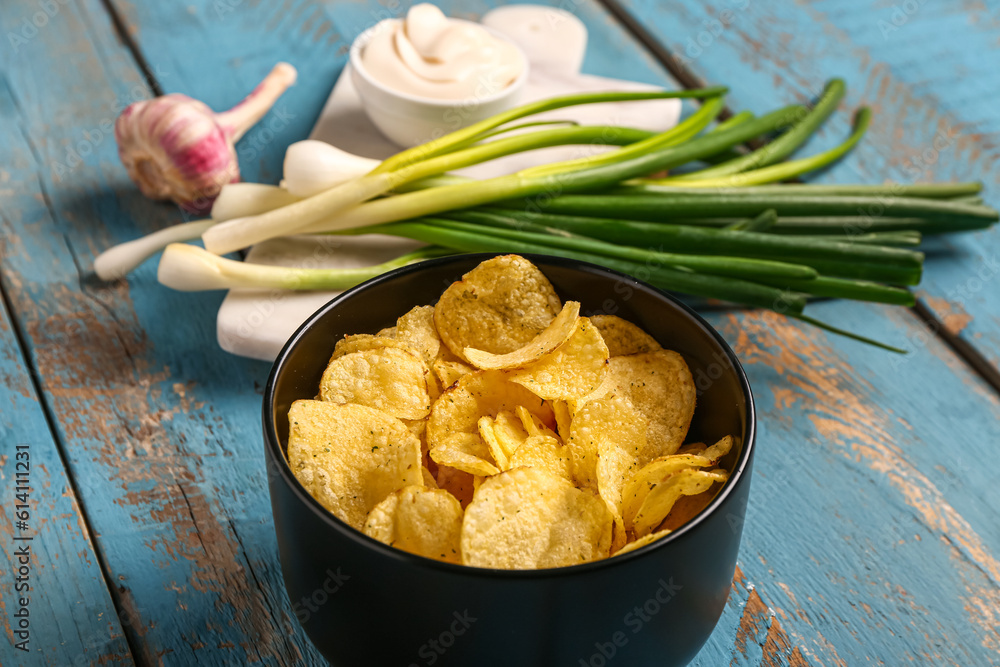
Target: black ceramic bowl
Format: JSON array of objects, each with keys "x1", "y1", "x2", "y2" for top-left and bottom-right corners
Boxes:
[{"x1": 263, "y1": 254, "x2": 755, "y2": 667}]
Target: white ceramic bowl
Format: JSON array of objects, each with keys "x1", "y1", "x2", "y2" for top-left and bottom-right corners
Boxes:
[{"x1": 349, "y1": 18, "x2": 529, "y2": 148}]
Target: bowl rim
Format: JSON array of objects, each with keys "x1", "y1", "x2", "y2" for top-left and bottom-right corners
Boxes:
[
  {"x1": 348, "y1": 16, "x2": 529, "y2": 108},
  {"x1": 263, "y1": 253, "x2": 756, "y2": 578}
]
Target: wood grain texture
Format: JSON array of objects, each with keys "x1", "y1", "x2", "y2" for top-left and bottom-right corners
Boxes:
[
  {"x1": 0, "y1": 301, "x2": 133, "y2": 664},
  {"x1": 609, "y1": 0, "x2": 1000, "y2": 370},
  {"x1": 0, "y1": 0, "x2": 321, "y2": 664},
  {"x1": 3, "y1": 0, "x2": 998, "y2": 665},
  {"x1": 602, "y1": 2, "x2": 1000, "y2": 662}
]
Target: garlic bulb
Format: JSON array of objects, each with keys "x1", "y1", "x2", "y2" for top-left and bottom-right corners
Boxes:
[{"x1": 115, "y1": 62, "x2": 298, "y2": 214}]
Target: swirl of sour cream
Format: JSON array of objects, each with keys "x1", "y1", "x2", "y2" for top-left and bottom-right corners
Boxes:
[{"x1": 360, "y1": 4, "x2": 525, "y2": 101}]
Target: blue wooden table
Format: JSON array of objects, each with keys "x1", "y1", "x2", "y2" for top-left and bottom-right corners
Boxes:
[{"x1": 2, "y1": 1, "x2": 999, "y2": 665}]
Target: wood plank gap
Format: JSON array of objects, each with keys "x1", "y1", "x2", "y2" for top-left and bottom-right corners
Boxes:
[
  {"x1": 98, "y1": 0, "x2": 164, "y2": 97},
  {"x1": 598, "y1": 0, "x2": 1000, "y2": 398},
  {"x1": 0, "y1": 277, "x2": 141, "y2": 665},
  {"x1": 911, "y1": 300, "x2": 1000, "y2": 394}
]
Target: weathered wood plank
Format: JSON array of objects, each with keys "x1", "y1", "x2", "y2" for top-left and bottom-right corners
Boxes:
[
  {"x1": 0, "y1": 297, "x2": 132, "y2": 663},
  {"x1": 603, "y1": 1, "x2": 1000, "y2": 663},
  {"x1": 7, "y1": 0, "x2": 999, "y2": 665},
  {"x1": 609, "y1": 0, "x2": 1000, "y2": 371},
  {"x1": 0, "y1": 1, "x2": 325, "y2": 664},
  {"x1": 0, "y1": 0, "x2": 698, "y2": 665}
]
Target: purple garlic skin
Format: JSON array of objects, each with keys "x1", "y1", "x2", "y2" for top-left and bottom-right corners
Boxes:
[{"x1": 115, "y1": 63, "x2": 298, "y2": 215}]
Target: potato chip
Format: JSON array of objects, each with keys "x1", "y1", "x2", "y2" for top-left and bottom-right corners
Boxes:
[
  {"x1": 567, "y1": 394, "x2": 648, "y2": 492},
  {"x1": 612, "y1": 528, "x2": 672, "y2": 557},
  {"x1": 508, "y1": 434, "x2": 572, "y2": 480},
  {"x1": 430, "y1": 433, "x2": 499, "y2": 477},
  {"x1": 492, "y1": 410, "x2": 528, "y2": 459},
  {"x1": 510, "y1": 317, "x2": 609, "y2": 400},
  {"x1": 435, "y1": 465, "x2": 476, "y2": 508},
  {"x1": 363, "y1": 486, "x2": 463, "y2": 563},
  {"x1": 434, "y1": 255, "x2": 562, "y2": 362},
  {"x1": 426, "y1": 370, "x2": 554, "y2": 451},
  {"x1": 394, "y1": 305, "x2": 441, "y2": 368},
  {"x1": 478, "y1": 416, "x2": 509, "y2": 470},
  {"x1": 461, "y1": 468, "x2": 612, "y2": 569},
  {"x1": 621, "y1": 454, "x2": 715, "y2": 527},
  {"x1": 515, "y1": 405, "x2": 560, "y2": 441},
  {"x1": 332, "y1": 332, "x2": 416, "y2": 359},
  {"x1": 589, "y1": 314, "x2": 662, "y2": 357},
  {"x1": 603, "y1": 350, "x2": 696, "y2": 457},
  {"x1": 674, "y1": 442, "x2": 706, "y2": 456},
  {"x1": 421, "y1": 466, "x2": 438, "y2": 488},
  {"x1": 659, "y1": 490, "x2": 716, "y2": 531},
  {"x1": 465, "y1": 301, "x2": 580, "y2": 370},
  {"x1": 702, "y1": 435, "x2": 735, "y2": 463},
  {"x1": 551, "y1": 400, "x2": 572, "y2": 441},
  {"x1": 632, "y1": 469, "x2": 729, "y2": 537},
  {"x1": 432, "y1": 358, "x2": 474, "y2": 390},
  {"x1": 320, "y1": 347, "x2": 431, "y2": 420},
  {"x1": 571, "y1": 394, "x2": 649, "y2": 551},
  {"x1": 286, "y1": 400, "x2": 422, "y2": 530}
]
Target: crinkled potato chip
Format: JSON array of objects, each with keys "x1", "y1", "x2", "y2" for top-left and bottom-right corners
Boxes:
[
  {"x1": 333, "y1": 332, "x2": 417, "y2": 360},
  {"x1": 589, "y1": 314, "x2": 662, "y2": 357},
  {"x1": 660, "y1": 489, "x2": 717, "y2": 532},
  {"x1": 612, "y1": 528, "x2": 672, "y2": 557},
  {"x1": 286, "y1": 400, "x2": 422, "y2": 530},
  {"x1": 567, "y1": 394, "x2": 648, "y2": 492},
  {"x1": 511, "y1": 317, "x2": 609, "y2": 400},
  {"x1": 621, "y1": 454, "x2": 715, "y2": 527},
  {"x1": 632, "y1": 469, "x2": 729, "y2": 537},
  {"x1": 479, "y1": 416, "x2": 510, "y2": 470},
  {"x1": 550, "y1": 400, "x2": 572, "y2": 442},
  {"x1": 593, "y1": 398, "x2": 649, "y2": 531},
  {"x1": 508, "y1": 434, "x2": 573, "y2": 480},
  {"x1": 461, "y1": 468, "x2": 612, "y2": 569},
  {"x1": 492, "y1": 410, "x2": 528, "y2": 459},
  {"x1": 604, "y1": 350, "x2": 696, "y2": 457},
  {"x1": 430, "y1": 433, "x2": 499, "y2": 477},
  {"x1": 515, "y1": 405, "x2": 560, "y2": 441},
  {"x1": 465, "y1": 301, "x2": 580, "y2": 370},
  {"x1": 394, "y1": 305, "x2": 441, "y2": 368},
  {"x1": 427, "y1": 370, "x2": 554, "y2": 451},
  {"x1": 702, "y1": 435, "x2": 735, "y2": 463},
  {"x1": 434, "y1": 255, "x2": 562, "y2": 362},
  {"x1": 436, "y1": 465, "x2": 476, "y2": 508},
  {"x1": 432, "y1": 358, "x2": 474, "y2": 390},
  {"x1": 320, "y1": 347, "x2": 431, "y2": 420},
  {"x1": 363, "y1": 486, "x2": 463, "y2": 563}
]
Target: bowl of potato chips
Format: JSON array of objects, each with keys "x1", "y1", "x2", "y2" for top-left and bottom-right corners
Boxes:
[{"x1": 264, "y1": 253, "x2": 755, "y2": 667}]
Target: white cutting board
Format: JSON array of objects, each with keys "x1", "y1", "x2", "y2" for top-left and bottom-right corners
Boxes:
[{"x1": 217, "y1": 5, "x2": 682, "y2": 361}]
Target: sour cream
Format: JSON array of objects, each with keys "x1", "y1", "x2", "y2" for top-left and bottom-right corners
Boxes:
[{"x1": 360, "y1": 4, "x2": 525, "y2": 101}]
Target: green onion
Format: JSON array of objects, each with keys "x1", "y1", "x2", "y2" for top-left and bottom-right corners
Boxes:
[
  {"x1": 157, "y1": 244, "x2": 451, "y2": 291},
  {"x1": 419, "y1": 217, "x2": 818, "y2": 281},
  {"x1": 358, "y1": 221, "x2": 809, "y2": 312},
  {"x1": 521, "y1": 192, "x2": 998, "y2": 224},
  {"x1": 460, "y1": 208, "x2": 923, "y2": 269},
  {"x1": 649, "y1": 107, "x2": 871, "y2": 188},
  {"x1": 373, "y1": 87, "x2": 728, "y2": 173},
  {"x1": 285, "y1": 104, "x2": 806, "y2": 240},
  {"x1": 725, "y1": 209, "x2": 778, "y2": 232},
  {"x1": 671, "y1": 78, "x2": 846, "y2": 180},
  {"x1": 753, "y1": 275, "x2": 915, "y2": 305}
]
